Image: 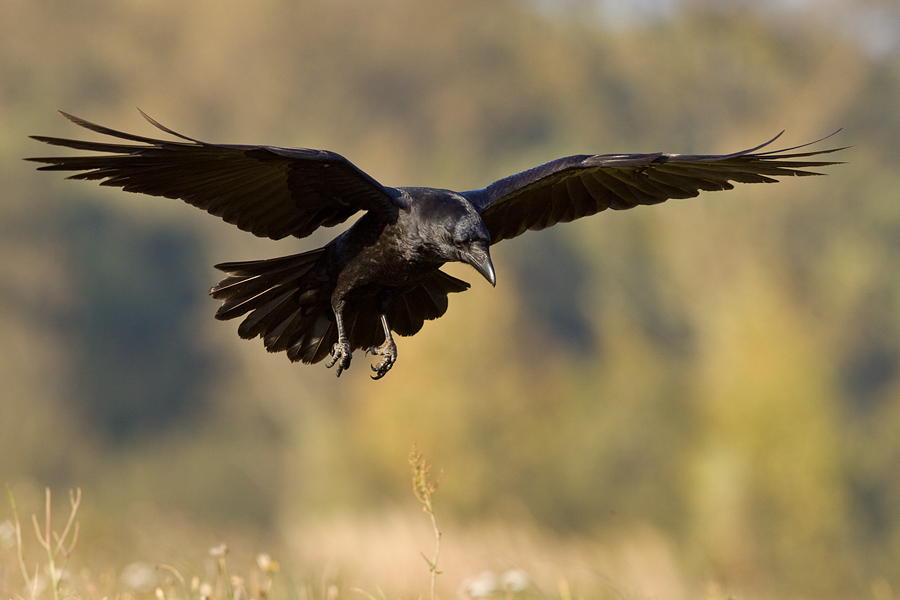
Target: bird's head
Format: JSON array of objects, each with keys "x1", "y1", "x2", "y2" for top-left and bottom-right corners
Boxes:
[
  {"x1": 412, "y1": 189, "x2": 496, "y2": 286},
  {"x1": 441, "y1": 196, "x2": 495, "y2": 286},
  {"x1": 452, "y1": 222, "x2": 495, "y2": 286}
]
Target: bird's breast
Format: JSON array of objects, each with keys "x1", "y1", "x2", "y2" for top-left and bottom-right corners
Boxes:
[{"x1": 331, "y1": 215, "x2": 443, "y2": 293}]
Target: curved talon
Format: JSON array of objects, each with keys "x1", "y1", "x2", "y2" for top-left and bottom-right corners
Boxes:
[
  {"x1": 326, "y1": 341, "x2": 353, "y2": 377},
  {"x1": 367, "y1": 339, "x2": 397, "y2": 380}
]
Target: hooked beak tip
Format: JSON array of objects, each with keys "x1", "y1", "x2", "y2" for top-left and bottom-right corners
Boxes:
[{"x1": 466, "y1": 251, "x2": 496, "y2": 287}]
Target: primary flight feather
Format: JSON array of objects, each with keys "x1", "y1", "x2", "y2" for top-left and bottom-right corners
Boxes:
[{"x1": 28, "y1": 110, "x2": 844, "y2": 378}]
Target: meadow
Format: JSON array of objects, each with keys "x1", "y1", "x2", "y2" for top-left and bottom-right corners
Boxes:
[{"x1": 2, "y1": 1, "x2": 900, "y2": 598}]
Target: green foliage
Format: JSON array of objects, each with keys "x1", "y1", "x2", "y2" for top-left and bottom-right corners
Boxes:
[{"x1": 52, "y1": 200, "x2": 215, "y2": 441}]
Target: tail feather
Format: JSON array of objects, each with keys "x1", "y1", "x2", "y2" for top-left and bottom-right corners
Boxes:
[
  {"x1": 287, "y1": 315, "x2": 336, "y2": 363},
  {"x1": 218, "y1": 283, "x2": 292, "y2": 321},
  {"x1": 240, "y1": 289, "x2": 298, "y2": 340},
  {"x1": 210, "y1": 248, "x2": 472, "y2": 366},
  {"x1": 263, "y1": 307, "x2": 304, "y2": 351},
  {"x1": 212, "y1": 252, "x2": 323, "y2": 287},
  {"x1": 211, "y1": 248, "x2": 337, "y2": 364}
]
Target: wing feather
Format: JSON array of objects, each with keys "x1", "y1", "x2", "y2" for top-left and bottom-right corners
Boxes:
[
  {"x1": 465, "y1": 133, "x2": 845, "y2": 244},
  {"x1": 27, "y1": 111, "x2": 402, "y2": 240}
]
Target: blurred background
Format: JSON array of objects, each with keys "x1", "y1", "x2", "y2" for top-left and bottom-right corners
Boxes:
[{"x1": 1, "y1": 0, "x2": 898, "y2": 598}]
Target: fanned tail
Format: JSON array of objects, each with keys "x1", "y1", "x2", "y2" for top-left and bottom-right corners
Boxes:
[
  {"x1": 210, "y1": 249, "x2": 339, "y2": 364},
  {"x1": 210, "y1": 250, "x2": 472, "y2": 366}
]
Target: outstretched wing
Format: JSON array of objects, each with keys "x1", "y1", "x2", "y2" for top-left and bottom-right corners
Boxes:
[
  {"x1": 464, "y1": 133, "x2": 845, "y2": 244},
  {"x1": 27, "y1": 110, "x2": 402, "y2": 240}
]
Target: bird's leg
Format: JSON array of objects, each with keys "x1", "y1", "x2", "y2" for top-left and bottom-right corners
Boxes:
[
  {"x1": 367, "y1": 314, "x2": 397, "y2": 380},
  {"x1": 326, "y1": 301, "x2": 353, "y2": 376}
]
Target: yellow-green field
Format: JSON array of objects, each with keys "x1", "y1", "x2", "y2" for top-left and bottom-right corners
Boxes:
[{"x1": 4, "y1": 469, "x2": 731, "y2": 600}]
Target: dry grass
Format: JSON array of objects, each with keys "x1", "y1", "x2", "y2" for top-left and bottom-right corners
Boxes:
[
  {"x1": 2, "y1": 452, "x2": 723, "y2": 600},
  {"x1": 285, "y1": 513, "x2": 692, "y2": 600}
]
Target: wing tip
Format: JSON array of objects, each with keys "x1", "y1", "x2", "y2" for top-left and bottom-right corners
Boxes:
[
  {"x1": 134, "y1": 106, "x2": 200, "y2": 142},
  {"x1": 40, "y1": 108, "x2": 201, "y2": 145},
  {"x1": 55, "y1": 110, "x2": 100, "y2": 132},
  {"x1": 752, "y1": 127, "x2": 845, "y2": 156}
]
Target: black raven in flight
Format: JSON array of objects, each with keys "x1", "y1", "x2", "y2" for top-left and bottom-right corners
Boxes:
[{"x1": 28, "y1": 111, "x2": 843, "y2": 379}]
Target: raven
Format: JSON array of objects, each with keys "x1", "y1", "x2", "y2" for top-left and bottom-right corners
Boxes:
[{"x1": 28, "y1": 111, "x2": 843, "y2": 379}]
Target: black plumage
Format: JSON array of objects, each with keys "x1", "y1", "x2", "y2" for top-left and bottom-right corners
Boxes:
[{"x1": 28, "y1": 111, "x2": 844, "y2": 378}]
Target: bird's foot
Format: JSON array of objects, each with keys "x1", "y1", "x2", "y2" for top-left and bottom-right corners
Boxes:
[
  {"x1": 326, "y1": 341, "x2": 352, "y2": 377},
  {"x1": 367, "y1": 338, "x2": 397, "y2": 380}
]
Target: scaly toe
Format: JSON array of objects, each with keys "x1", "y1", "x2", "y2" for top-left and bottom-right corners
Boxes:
[
  {"x1": 326, "y1": 342, "x2": 352, "y2": 377},
  {"x1": 369, "y1": 345, "x2": 396, "y2": 380},
  {"x1": 370, "y1": 359, "x2": 393, "y2": 380}
]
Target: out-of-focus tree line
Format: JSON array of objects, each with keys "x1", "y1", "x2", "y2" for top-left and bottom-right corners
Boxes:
[{"x1": 1, "y1": 0, "x2": 899, "y2": 598}]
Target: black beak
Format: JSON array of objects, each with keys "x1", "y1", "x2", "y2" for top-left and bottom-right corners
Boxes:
[{"x1": 463, "y1": 243, "x2": 496, "y2": 286}]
